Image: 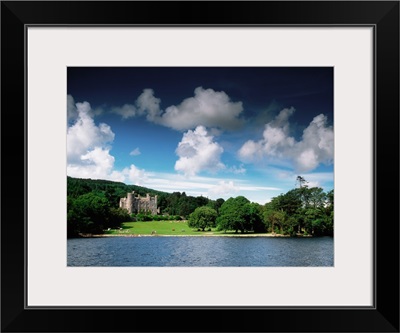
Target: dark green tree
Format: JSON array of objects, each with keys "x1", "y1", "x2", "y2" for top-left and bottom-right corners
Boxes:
[
  {"x1": 217, "y1": 196, "x2": 252, "y2": 233},
  {"x1": 324, "y1": 189, "x2": 334, "y2": 236},
  {"x1": 247, "y1": 202, "x2": 265, "y2": 232},
  {"x1": 67, "y1": 192, "x2": 110, "y2": 236},
  {"x1": 302, "y1": 187, "x2": 326, "y2": 235}
]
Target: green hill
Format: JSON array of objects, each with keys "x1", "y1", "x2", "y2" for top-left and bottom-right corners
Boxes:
[{"x1": 67, "y1": 176, "x2": 168, "y2": 207}]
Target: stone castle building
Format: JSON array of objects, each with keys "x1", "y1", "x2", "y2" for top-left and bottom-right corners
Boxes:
[{"x1": 119, "y1": 191, "x2": 159, "y2": 215}]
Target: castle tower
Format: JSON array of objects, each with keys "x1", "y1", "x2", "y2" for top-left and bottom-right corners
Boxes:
[{"x1": 126, "y1": 192, "x2": 134, "y2": 214}]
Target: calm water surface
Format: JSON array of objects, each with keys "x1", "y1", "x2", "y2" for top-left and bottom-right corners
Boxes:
[{"x1": 67, "y1": 236, "x2": 334, "y2": 267}]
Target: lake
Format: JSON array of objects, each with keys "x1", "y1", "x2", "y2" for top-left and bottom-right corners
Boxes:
[{"x1": 67, "y1": 236, "x2": 333, "y2": 267}]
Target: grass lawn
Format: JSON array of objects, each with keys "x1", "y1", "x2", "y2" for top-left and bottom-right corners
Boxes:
[
  {"x1": 103, "y1": 221, "x2": 284, "y2": 237},
  {"x1": 104, "y1": 220, "x2": 220, "y2": 236}
]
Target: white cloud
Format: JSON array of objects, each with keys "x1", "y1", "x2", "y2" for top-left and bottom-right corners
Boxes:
[
  {"x1": 67, "y1": 147, "x2": 115, "y2": 180},
  {"x1": 144, "y1": 87, "x2": 244, "y2": 131},
  {"x1": 127, "y1": 164, "x2": 148, "y2": 185},
  {"x1": 161, "y1": 87, "x2": 244, "y2": 130},
  {"x1": 228, "y1": 164, "x2": 246, "y2": 175},
  {"x1": 238, "y1": 108, "x2": 333, "y2": 173},
  {"x1": 68, "y1": 94, "x2": 104, "y2": 121},
  {"x1": 175, "y1": 126, "x2": 225, "y2": 176},
  {"x1": 110, "y1": 89, "x2": 160, "y2": 120},
  {"x1": 67, "y1": 101, "x2": 115, "y2": 165},
  {"x1": 237, "y1": 140, "x2": 263, "y2": 162},
  {"x1": 293, "y1": 114, "x2": 334, "y2": 172},
  {"x1": 129, "y1": 147, "x2": 141, "y2": 156},
  {"x1": 208, "y1": 180, "x2": 239, "y2": 197},
  {"x1": 142, "y1": 172, "x2": 280, "y2": 203},
  {"x1": 108, "y1": 87, "x2": 244, "y2": 132},
  {"x1": 67, "y1": 98, "x2": 149, "y2": 185},
  {"x1": 109, "y1": 165, "x2": 149, "y2": 185},
  {"x1": 239, "y1": 185, "x2": 281, "y2": 191},
  {"x1": 67, "y1": 101, "x2": 117, "y2": 179}
]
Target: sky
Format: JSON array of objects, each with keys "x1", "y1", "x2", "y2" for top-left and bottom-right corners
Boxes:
[{"x1": 67, "y1": 67, "x2": 334, "y2": 204}]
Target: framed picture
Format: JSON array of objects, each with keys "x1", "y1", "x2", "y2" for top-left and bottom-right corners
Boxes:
[{"x1": 2, "y1": 1, "x2": 399, "y2": 332}]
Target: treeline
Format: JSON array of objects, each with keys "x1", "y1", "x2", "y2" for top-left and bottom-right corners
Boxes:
[
  {"x1": 188, "y1": 185, "x2": 334, "y2": 236},
  {"x1": 67, "y1": 176, "x2": 166, "y2": 207},
  {"x1": 263, "y1": 186, "x2": 334, "y2": 236},
  {"x1": 67, "y1": 177, "x2": 225, "y2": 237}
]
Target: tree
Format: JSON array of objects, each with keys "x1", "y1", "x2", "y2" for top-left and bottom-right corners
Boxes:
[
  {"x1": 188, "y1": 206, "x2": 218, "y2": 231},
  {"x1": 67, "y1": 192, "x2": 110, "y2": 236},
  {"x1": 207, "y1": 198, "x2": 225, "y2": 214},
  {"x1": 296, "y1": 175, "x2": 308, "y2": 188},
  {"x1": 216, "y1": 196, "x2": 253, "y2": 233},
  {"x1": 108, "y1": 207, "x2": 132, "y2": 228},
  {"x1": 264, "y1": 189, "x2": 302, "y2": 235},
  {"x1": 247, "y1": 202, "x2": 265, "y2": 233},
  {"x1": 324, "y1": 189, "x2": 334, "y2": 236},
  {"x1": 267, "y1": 210, "x2": 286, "y2": 234},
  {"x1": 302, "y1": 187, "x2": 326, "y2": 234}
]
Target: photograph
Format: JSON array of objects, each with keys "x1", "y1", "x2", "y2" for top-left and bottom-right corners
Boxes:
[
  {"x1": 2, "y1": 1, "x2": 398, "y2": 332},
  {"x1": 66, "y1": 67, "x2": 334, "y2": 267}
]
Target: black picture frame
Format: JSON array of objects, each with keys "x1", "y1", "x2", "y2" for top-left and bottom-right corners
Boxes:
[{"x1": 1, "y1": 1, "x2": 399, "y2": 332}]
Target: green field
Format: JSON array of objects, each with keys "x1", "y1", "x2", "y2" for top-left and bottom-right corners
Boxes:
[
  {"x1": 102, "y1": 221, "x2": 290, "y2": 237},
  {"x1": 104, "y1": 220, "x2": 220, "y2": 236}
]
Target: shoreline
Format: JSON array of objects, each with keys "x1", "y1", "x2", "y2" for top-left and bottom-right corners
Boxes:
[{"x1": 76, "y1": 233, "x2": 314, "y2": 238}]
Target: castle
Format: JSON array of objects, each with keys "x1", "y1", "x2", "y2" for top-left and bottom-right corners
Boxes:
[{"x1": 119, "y1": 191, "x2": 159, "y2": 215}]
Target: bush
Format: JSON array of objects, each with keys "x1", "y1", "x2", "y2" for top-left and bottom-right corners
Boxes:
[{"x1": 136, "y1": 213, "x2": 152, "y2": 221}]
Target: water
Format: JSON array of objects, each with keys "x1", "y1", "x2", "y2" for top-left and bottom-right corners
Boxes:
[{"x1": 67, "y1": 236, "x2": 334, "y2": 267}]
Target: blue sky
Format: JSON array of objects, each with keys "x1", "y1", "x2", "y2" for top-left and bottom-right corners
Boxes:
[{"x1": 67, "y1": 67, "x2": 333, "y2": 204}]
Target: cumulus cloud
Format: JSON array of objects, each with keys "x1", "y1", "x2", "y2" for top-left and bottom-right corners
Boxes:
[
  {"x1": 110, "y1": 89, "x2": 160, "y2": 120},
  {"x1": 157, "y1": 87, "x2": 244, "y2": 131},
  {"x1": 129, "y1": 147, "x2": 141, "y2": 156},
  {"x1": 110, "y1": 164, "x2": 148, "y2": 185},
  {"x1": 67, "y1": 98, "x2": 149, "y2": 185},
  {"x1": 67, "y1": 147, "x2": 115, "y2": 180},
  {"x1": 67, "y1": 101, "x2": 115, "y2": 165},
  {"x1": 67, "y1": 100, "x2": 116, "y2": 179},
  {"x1": 126, "y1": 164, "x2": 148, "y2": 184},
  {"x1": 136, "y1": 88, "x2": 162, "y2": 121},
  {"x1": 175, "y1": 126, "x2": 225, "y2": 177},
  {"x1": 293, "y1": 114, "x2": 334, "y2": 172},
  {"x1": 109, "y1": 87, "x2": 244, "y2": 132},
  {"x1": 238, "y1": 108, "x2": 333, "y2": 173},
  {"x1": 68, "y1": 94, "x2": 104, "y2": 122},
  {"x1": 238, "y1": 140, "x2": 264, "y2": 162}
]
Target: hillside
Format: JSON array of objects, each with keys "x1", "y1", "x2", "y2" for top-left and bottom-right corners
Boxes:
[{"x1": 67, "y1": 176, "x2": 169, "y2": 207}]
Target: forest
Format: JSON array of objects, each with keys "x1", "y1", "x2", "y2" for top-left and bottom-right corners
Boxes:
[{"x1": 67, "y1": 176, "x2": 333, "y2": 238}]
